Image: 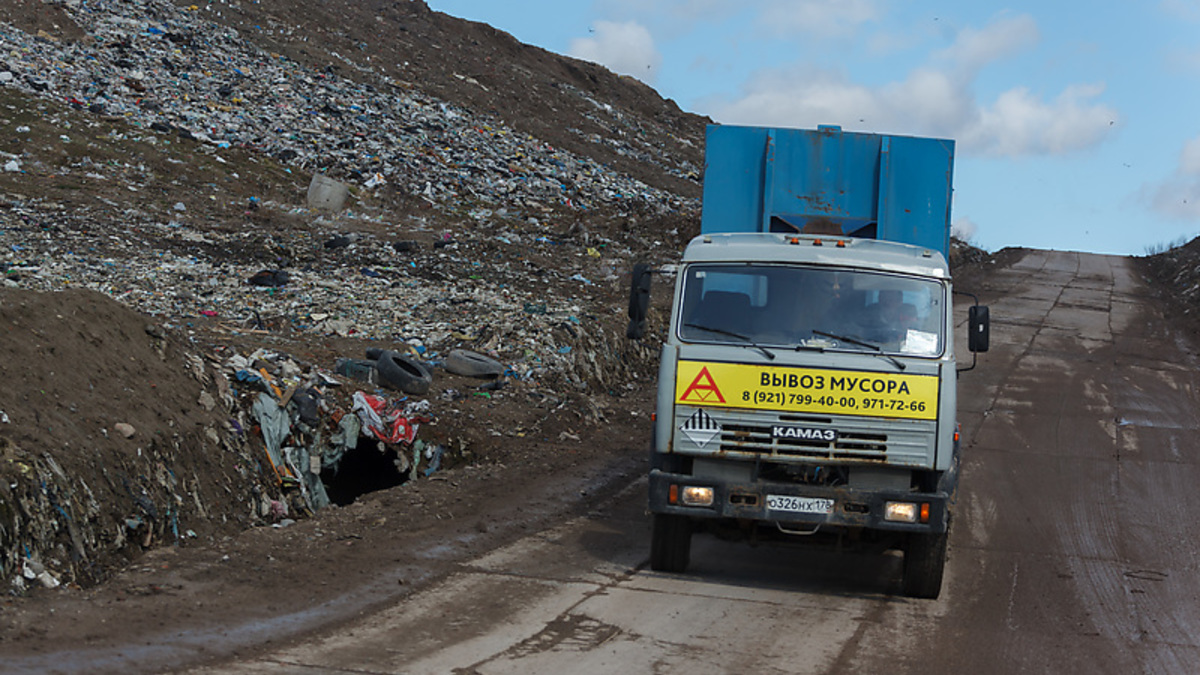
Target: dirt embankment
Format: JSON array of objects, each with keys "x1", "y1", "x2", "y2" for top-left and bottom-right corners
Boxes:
[{"x1": 0, "y1": 2, "x2": 706, "y2": 664}]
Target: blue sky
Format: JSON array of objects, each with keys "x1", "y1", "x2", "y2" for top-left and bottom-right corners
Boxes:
[{"x1": 426, "y1": 0, "x2": 1200, "y2": 255}]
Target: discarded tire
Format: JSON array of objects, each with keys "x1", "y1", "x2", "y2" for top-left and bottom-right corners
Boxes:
[
  {"x1": 364, "y1": 347, "x2": 384, "y2": 361},
  {"x1": 374, "y1": 350, "x2": 432, "y2": 395},
  {"x1": 444, "y1": 349, "x2": 504, "y2": 379},
  {"x1": 247, "y1": 269, "x2": 289, "y2": 287}
]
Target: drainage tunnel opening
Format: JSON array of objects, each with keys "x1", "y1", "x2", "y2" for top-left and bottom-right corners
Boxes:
[{"x1": 320, "y1": 437, "x2": 410, "y2": 506}]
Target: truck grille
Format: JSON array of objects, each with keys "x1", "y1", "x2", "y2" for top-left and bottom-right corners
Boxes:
[
  {"x1": 720, "y1": 421, "x2": 888, "y2": 461},
  {"x1": 674, "y1": 406, "x2": 935, "y2": 466}
]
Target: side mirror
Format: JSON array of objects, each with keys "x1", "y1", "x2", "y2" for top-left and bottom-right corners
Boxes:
[
  {"x1": 626, "y1": 263, "x2": 652, "y2": 340},
  {"x1": 968, "y1": 305, "x2": 990, "y2": 353}
]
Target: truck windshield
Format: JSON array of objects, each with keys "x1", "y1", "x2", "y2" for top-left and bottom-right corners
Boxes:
[{"x1": 677, "y1": 264, "x2": 946, "y2": 357}]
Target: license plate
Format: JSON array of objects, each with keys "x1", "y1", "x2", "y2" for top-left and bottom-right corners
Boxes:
[{"x1": 766, "y1": 495, "x2": 834, "y2": 514}]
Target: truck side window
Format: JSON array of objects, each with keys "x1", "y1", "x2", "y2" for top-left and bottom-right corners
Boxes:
[{"x1": 680, "y1": 268, "x2": 767, "y2": 341}]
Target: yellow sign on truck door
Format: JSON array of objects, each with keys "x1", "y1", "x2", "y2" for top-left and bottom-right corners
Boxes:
[{"x1": 675, "y1": 360, "x2": 939, "y2": 420}]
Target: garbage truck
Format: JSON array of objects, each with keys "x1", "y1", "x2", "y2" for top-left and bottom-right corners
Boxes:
[{"x1": 626, "y1": 124, "x2": 989, "y2": 599}]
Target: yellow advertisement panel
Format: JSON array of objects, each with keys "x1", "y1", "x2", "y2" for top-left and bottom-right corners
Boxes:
[{"x1": 674, "y1": 360, "x2": 939, "y2": 420}]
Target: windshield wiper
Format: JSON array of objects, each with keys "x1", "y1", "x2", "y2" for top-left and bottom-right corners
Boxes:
[
  {"x1": 812, "y1": 330, "x2": 906, "y2": 371},
  {"x1": 684, "y1": 323, "x2": 776, "y2": 360}
]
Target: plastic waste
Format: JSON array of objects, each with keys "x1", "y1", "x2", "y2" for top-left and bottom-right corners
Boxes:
[
  {"x1": 307, "y1": 173, "x2": 349, "y2": 211},
  {"x1": 335, "y1": 358, "x2": 378, "y2": 385},
  {"x1": 248, "y1": 270, "x2": 289, "y2": 287}
]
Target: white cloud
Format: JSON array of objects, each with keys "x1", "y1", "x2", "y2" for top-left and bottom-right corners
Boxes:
[
  {"x1": 934, "y1": 14, "x2": 1038, "y2": 76},
  {"x1": 1148, "y1": 178, "x2": 1200, "y2": 220},
  {"x1": 708, "y1": 65, "x2": 873, "y2": 127},
  {"x1": 759, "y1": 0, "x2": 880, "y2": 37},
  {"x1": 1147, "y1": 135, "x2": 1200, "y2": 220},
  {"x1": 1160, "y1": 0, "x2": 1200, "y2": 21},
  {"x1": 568, "y1": 20, "x2": 662, "y2": 84},
  {"x1": 702, "y1": 14, "x2": 1119, "y2": 157},
  {"x1": 705, "y1": 67, "x2": 1117, "y2": 156},
  {"x1": 951, "y1": 217, "x2": 979, "y2": 242},
  {"x1": 1181, "y1": 136, "x2": 1200, "y2": 174},
  {"x1": 962, "y1": 83, "x2": 1118, "y2": 156},
  {"x1": 1166, "y1": 46, "x2": 1200, "y2": 74},
  {"x1": 866, "y1": 29, "x2": 928, "y2": 57}
]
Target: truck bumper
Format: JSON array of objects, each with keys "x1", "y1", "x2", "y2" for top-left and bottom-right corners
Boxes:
[{"x1": 648, "y1": 469, "x2": 950, "y2": 534}]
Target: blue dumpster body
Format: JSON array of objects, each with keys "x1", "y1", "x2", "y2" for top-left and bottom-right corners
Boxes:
[{"x1": 700, "y1": 124, "x2": 955, "y2": 255}]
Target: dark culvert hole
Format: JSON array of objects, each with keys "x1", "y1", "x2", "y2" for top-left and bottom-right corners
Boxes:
[{"x1": 320, "y1": 437, "x2": 410, "y2": 506}]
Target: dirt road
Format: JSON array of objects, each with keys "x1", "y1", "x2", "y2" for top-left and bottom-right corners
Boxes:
[{"x1": 157, "y1": 249, "x2": 1200, "y2": 673}]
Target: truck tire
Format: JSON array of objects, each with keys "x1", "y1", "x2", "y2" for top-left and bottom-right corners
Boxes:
[
  {"x1": 902, "y1": 531, "x2": 948, "y2": 599},
  {"x1": 650, "y1": 514, "x2": 692, "y2": 573},
  {"x1": 444, "y1": 349, "x2": 505, "y2": 378},
  {"x1": 375, "y1": 350, "x2": 432, "y2": 396}
]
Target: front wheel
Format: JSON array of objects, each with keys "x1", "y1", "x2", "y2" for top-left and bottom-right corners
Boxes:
[
  {"x1": 650, "y1": 514, "x2": 692, "y2": 573},
  {"x1": 902, "y1": 531, "x2": 948, "y2": 599}
]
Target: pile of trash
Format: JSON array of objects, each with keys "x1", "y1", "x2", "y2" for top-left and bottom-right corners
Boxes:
[
  {"x1": 0, "y1": 0, "x2": 697, "y2": 215},
  {"x1": 0, "y1": 0, "x2": 696, "y2": 593},
  {"x1": 0, "y1": 0, "x2": 702, "y2": 393},
  {"x1": 0, "y1": 286, "x2": 265, "y2": 589},
  {"x1": 0, "y1": 284, "x2": 513, "y2": 590},
  {"x1": 1, "y1": 197, "x2": 681, "y2": 392},
  {"x1": 1137, "y1": 237, "x2": 1200, "y2": 314},
  {"x1": 226, "y1": 345, "x2": 445, "y2": 515}
]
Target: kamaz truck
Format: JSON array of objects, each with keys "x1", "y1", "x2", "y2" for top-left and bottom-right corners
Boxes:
[{"x1": 627, "y1": 124, "x2": 989, "y2": 599}]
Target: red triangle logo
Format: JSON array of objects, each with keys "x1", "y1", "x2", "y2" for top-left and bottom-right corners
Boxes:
[{"x1": 680, "y1": 366, "x2": 726, "y2": 404}]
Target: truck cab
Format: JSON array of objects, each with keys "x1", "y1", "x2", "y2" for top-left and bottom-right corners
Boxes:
[{"x1": 630, "y1": 124, "x2": 988, "y2": 599}]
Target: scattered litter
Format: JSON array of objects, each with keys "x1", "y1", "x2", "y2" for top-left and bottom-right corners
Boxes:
[
  {"x1": 0, "y1": 0, "x2": 700, "y2": 595},
  {"x1": 0, "y1": 0, "x2": 696, "y2": 224},
  {"x1": 22, "y1": 559, "x2": 60, "y2": 589},
  {"x1": 307, "y1": 174, "x2": 349, "y2": 212},
  {"x1": 247, "y1": 270, "x2": 290, "y2": 287},
  {"x1": 352, "y1": 391, "x2": 431, "y2": 445}
]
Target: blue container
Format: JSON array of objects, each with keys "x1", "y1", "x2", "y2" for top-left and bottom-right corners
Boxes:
[{"x1": 700, "y1": 124, "x2": 955, "y2": 257}]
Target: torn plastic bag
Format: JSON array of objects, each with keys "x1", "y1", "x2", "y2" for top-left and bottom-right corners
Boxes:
[
  {"x1": 252, "y1": 392, "x2": 295, "y2": 480},
  {"x1": 351, "y1": 391, "x2": 423, "y2": 445},
  {"x1": 285, "y1": 445, "x2": 330, "y2": 511},
  {"x1": 330, "y1": 412, "x2": 361, "y2": 450}
]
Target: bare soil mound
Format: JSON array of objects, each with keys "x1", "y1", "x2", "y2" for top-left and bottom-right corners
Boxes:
[{"x1": 0, "y1": 287, "x2": 267, "y2": 589}]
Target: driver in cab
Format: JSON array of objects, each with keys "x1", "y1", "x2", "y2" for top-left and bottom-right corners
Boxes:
[{"x1": 864, "y1": 289, "x2": 917, "y2": 342}]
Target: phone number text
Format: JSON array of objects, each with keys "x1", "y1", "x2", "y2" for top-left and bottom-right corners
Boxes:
[{"x1": 743, "y1": 389, "x2": 928, "y2": 412}]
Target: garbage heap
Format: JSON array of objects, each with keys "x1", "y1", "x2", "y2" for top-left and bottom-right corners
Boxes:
[
  {"x1": 0, "y1": 285, "x2": 483, "y2": 591},
  {"x1": 0, "y1": 270, "x2": 665, "y2": 591},
  {"x1": 0, "y1": 0, "x2": 699, "y2": 215},
  {"x1": 0, "y1": 0, "x2": 691, "y2": 592}
]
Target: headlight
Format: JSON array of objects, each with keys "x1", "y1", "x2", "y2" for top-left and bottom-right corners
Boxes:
[
  {"x1": 884, "y1": 501, "x2": 918, "y2": 523},
  {"x1": 681, "y1": 486, "x2": 714, "y2": 507}
]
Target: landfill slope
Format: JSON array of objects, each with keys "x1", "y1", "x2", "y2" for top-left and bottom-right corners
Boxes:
[
  {"x1": 0, "y1": 287, "x2": 270, "y2": 586},
  {"x1": 0, "y1": 0, "x2": 700, "y2": 667}
]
